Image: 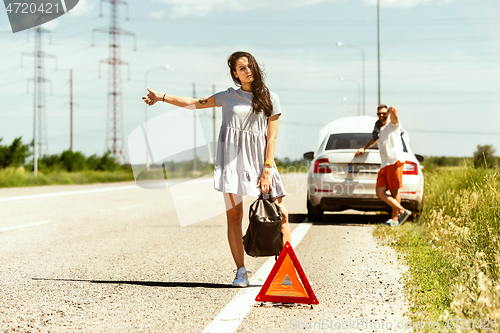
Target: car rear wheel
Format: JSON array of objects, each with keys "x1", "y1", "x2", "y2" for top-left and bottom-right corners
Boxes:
[
  {"x1": 408, "y1": 210, "x2": 419, "y2": 221},
  {"x1": 307, "y1": 210, "x2": 324, "y2": 222},
  {"x1": 307, "y1": 199, "x2": 324, "y2": 222}
]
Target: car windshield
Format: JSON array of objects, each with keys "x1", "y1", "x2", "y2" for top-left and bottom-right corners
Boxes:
[{"x1": 325, "y1": 133, "x2": 379, "y2": 150}]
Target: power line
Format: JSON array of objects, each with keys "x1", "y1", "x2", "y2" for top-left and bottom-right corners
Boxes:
[
  {"x1": 127, "y1": 16, "x2": 500, "y2": 27},
  {"x1": 0, "y1": 17, "x2": 129, "y2": 66},
  {"x1": 280, "y1": 122, "x2": 500, "y2": 136},
  {"x1": 137, "y1": 77, "x2": 500, "y2": 96},
  {"x1": 407, "y1": 129, "x2": 500, "y2": 136}
]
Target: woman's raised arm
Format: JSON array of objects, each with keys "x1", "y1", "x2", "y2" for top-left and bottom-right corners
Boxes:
[{"x1": 142, "y1": 87, "x2": 217, "y2": 109}]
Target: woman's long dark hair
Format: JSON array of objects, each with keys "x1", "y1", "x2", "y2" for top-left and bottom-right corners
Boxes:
[{"x1": 227, "y1": 51, "x2": 273, "y2": 117}]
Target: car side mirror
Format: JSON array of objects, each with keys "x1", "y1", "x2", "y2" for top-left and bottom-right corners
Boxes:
[
  {"x1": 303, "y1": 152, "x2": 314, "y2": 161},
  {"x1": 415, "y1": 154, "x2": 424, "y2": 163}
]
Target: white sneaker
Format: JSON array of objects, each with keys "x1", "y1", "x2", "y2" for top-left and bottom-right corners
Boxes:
[{"x1": 232, "y1": 267, "x2": 250, "y2": 287}]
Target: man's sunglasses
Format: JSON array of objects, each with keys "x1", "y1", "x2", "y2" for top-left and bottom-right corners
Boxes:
[{"x1": 377, "y1": 112, "x2": 388, "y2": 116}]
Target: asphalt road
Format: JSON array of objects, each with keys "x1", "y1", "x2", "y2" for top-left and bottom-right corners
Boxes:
[{"x1": 0, "y1": 173, "x2": 409, "y2": 332}]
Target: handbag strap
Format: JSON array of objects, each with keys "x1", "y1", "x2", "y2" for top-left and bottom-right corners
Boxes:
[{"x1": 249, "y1": 195, "x2": 282, "y2": 218}]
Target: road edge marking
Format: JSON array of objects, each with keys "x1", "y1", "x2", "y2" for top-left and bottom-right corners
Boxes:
[
  {"x1": 0, "y1": 185, "x2": 138, "y2": 202},
  {"x1": 117, "y1": 204, "x2": 145, "y2": 210},
  {"x1": 201, "y1": 222, "x2": 313, "y2": 333},
  {"x1": 0, "y1": 220, "x2": 52, "y2": 233}
]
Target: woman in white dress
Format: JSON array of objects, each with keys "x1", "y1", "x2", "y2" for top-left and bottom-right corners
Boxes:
[{"x1": 142, "y1": 51, "x2": 291, "y2": 287}]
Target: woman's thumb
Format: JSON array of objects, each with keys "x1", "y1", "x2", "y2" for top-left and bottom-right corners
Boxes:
[{"x1": 147, "y1": 87, "x2": 152, "y2": 93}]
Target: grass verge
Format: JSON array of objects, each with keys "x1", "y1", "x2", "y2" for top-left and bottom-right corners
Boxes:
[
  {"x1": 375, "y1": 164, "x2": 500, "y2": 331},
  {"x1": 0, "y1": 167, "x2": 134, "y2": 188}
]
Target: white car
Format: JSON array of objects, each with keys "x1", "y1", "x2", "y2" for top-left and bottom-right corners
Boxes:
[{"x1": 303, "y1": 116, "x2": 424, "y2": 222}]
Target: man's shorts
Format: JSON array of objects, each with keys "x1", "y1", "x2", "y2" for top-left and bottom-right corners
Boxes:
[{"x1": 376, "y1": 160, "x2": 404, "y2": 190}]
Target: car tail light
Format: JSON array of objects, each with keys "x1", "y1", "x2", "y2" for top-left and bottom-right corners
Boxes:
[
  {"x1": 403, "y1": 161, "x2": 418, "y2": 175},
  {"x1": 313, "y1": 158, "x2": 331, "y2": 173}
]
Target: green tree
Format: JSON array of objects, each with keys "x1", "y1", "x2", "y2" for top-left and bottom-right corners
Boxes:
[
  {"x1": 33, "y1": 150, "x2": 118, "y2": 172},
  {"x1": 0, "y1": 137, "x2": 31, "y2": 168},
  {"x1": 60, "y1": 150, "x2": 87, "y2": 171},
  {"x1": 473, "y1": 144, "x2": 498, "y2": 168},
  {"x1": 38, "y1": 153, "x2": 65, "y2": 172},
  {"x1": 96, "y1": 151, "x2": 118, "y2": 171}
]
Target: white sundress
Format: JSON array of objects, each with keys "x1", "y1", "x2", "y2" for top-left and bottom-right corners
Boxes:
[{"x1": 213, "y1": 87, "x2": 286, "y2": 199}]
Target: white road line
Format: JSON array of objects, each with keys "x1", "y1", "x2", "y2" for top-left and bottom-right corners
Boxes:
[
  {"x1": 0, "y1": 185, "x2": 138, "y2": 202},
  {"x1": 0, "y1": 220, "x2": 52, "y2": 233},
  {"x1": 167, "y1": 178, "x2": 213, "y2": 186},
  {"x1": 117, "y1": 204, "x2": 145, "y2": 210},
  {"x1": 202, "y1": 222, "x2": 313, "y2": 333}
]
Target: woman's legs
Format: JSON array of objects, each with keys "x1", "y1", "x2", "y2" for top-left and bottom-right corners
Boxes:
[
  {"x1": 223, "y1": 193, "x2": 245, "y2": 269},
  {"x1": 275, "y1": 197, "x2": 291, "y2": 245},
  {"x1": 223, "y1": 194, "x2": 291, "y2": 270}
]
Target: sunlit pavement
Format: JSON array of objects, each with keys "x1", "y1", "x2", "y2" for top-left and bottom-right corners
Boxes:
[{"x1": 0, "y1": 174, "x2": 408, "y2": 332}]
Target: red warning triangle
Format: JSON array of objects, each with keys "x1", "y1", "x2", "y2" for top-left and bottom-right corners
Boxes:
[{"x1": 256, "y1": 241, "x2": 319, "y2": 305}]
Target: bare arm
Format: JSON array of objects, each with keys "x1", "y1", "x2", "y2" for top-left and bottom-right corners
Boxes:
[
  {"x1": 142, "y1": 88, "x2": 216, "y2": 109},
  {"x1": 388, "y1": 106, "x2": 399, "y2": 125},
  {"x1": 355, "y1": 137, "x2": 378, "y2": 157},
  {"x1": 257, "y1": 114, "x2": 280, "y2": 194},
  {"x1": 265, "y1": 114, "x2": 279, "y2": 163}
]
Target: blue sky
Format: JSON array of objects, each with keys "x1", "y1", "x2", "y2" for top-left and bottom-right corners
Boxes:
[{"x1": 0, "y1": 0, "x2": 499, "y2": 161}]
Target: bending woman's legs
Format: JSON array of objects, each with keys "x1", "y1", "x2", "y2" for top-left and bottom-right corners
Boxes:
[{"x1": 224, "y1": 193, "x2": 244, "y2": 269}]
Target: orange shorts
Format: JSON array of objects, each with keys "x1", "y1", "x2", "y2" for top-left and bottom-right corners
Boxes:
[{"x1": 376, "y1": 160, "x2": 404, "y2": 190}]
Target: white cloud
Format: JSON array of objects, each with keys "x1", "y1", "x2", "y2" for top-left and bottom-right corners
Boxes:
[
  {"x1": 150, "y1": 11, "x2": 166, "y2": 20},
  {"x1": 67, "y1": 0, "x2": 95, "y2": 17},
  {"x1": 41, "y1": 18, "x2": 59, "y2": 30},
  {"x1": 153, "y1": 0, "x2": 455, "y2": 17},
  {"x1": 163, "y1": 0, "x2": 224, "y2": 18},
  {"x1": 155, "y1": 0, "x2": 328, "y2": 18},
  {"x1": 361, "y1": 0, "x2": 455, "y2": 8}
]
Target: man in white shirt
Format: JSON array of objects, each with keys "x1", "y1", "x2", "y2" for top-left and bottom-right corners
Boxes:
[{"x1": 355, "y1": 105, "x2": 412, "y2": 226}]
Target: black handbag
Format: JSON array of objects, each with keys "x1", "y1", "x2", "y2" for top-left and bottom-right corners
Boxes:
[{"x1": 243, "y1": 195, "x2": 284, "y2": 257}]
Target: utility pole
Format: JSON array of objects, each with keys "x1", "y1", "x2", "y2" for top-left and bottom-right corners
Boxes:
[
  {"x1": 192, "y1": 83, "x2": 197, "y2": 172},
  {"x1": 70, "y1": 69, "x2": 73, "y2": 152},
  {"x1": 22, "y1": 27, "x2": 57, "y2": 176},
  {"x1": 92, "y1": 0, "x2": 136, "y2": 164},
  {"x1": 377, "y1": 0, "x2": 381, "y2": 105}
]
